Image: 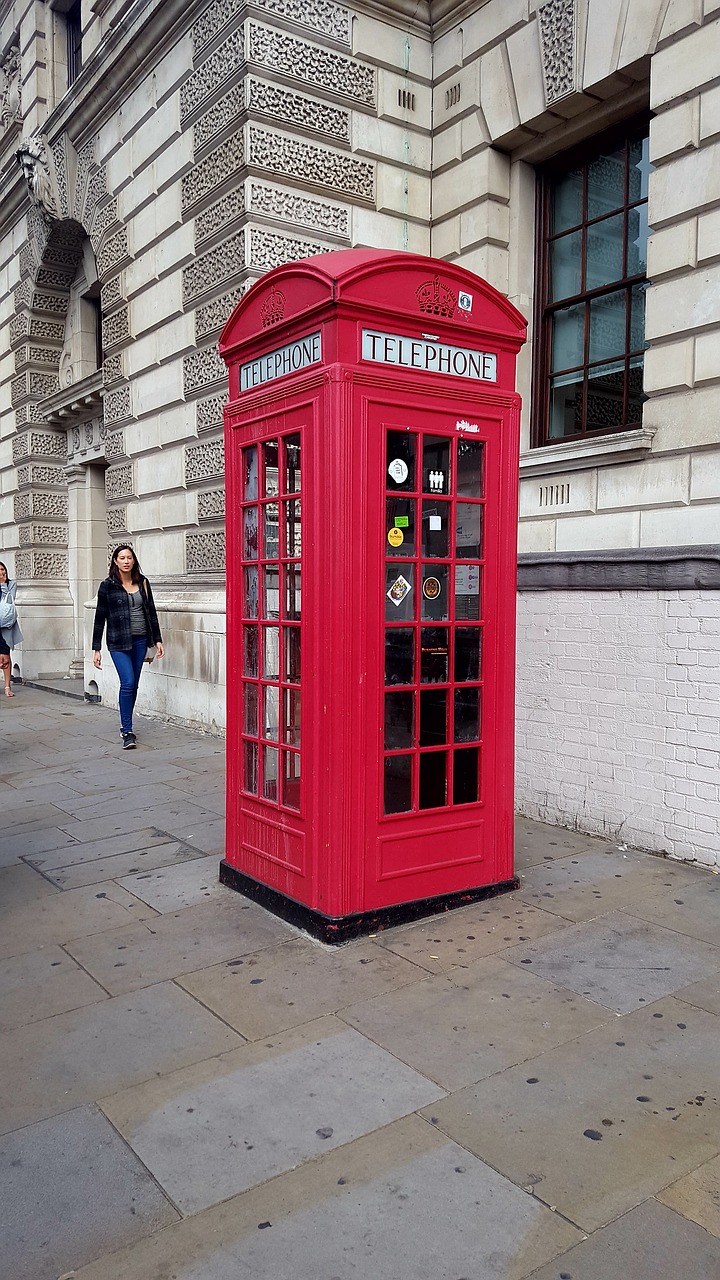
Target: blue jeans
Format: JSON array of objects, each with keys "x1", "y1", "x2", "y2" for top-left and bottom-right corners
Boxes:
[{"x1": 110, "y1": 637, "x2": 148, "y2": 733}]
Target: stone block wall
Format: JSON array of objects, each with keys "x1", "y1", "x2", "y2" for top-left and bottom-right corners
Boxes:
[{"x1": 516, "y1": 588, "x2": 720, "y2": 869}]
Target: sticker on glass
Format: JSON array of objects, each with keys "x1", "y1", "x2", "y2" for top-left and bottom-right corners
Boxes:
[
  {"x1": 458, "y1": 291, "x2": 473, "y2": 313},
  {"x1": 394, "y1": 516, "x2": 409, "y2": 528},
  {"x1": 387, "y1": 575, "x2": 412, "y2": 607},
  {"x1": 387, "y1": 527, "x2": 404, "y2": 548},
  {"x1": 422, "y1": 576, "x2": 441, "y2": 601},
  {"x1": 388, "y1": 458, "x2": 409, "y2": 485},
  {"x1": 456, "y1": 565, "x2": 480, "y2": 594},
  {"x1": 429, "y1": 514, "x2": 442, "y2": 531},
  {"x1": 428, "y1": 470, "x2": 444, "y2": 493}
]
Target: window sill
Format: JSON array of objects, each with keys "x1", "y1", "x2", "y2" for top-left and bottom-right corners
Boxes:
[{"x1": 519, "y1": 428, "x2": 655, "y2": 478}]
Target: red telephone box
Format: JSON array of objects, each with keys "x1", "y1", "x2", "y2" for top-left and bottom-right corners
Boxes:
[{"x1": 219, "y1": 250, "x2": 526, "y2": 942}]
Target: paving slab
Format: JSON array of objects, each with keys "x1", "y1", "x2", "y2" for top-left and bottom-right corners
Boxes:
[
  {"x1": 656, "y1": 1152, "x2": 720, "y2": 1238},
  {"x1": 674, "y1": 973, "x2": 720, "y2": 1017},
  {"x1": 73, "y1": 1116, "x2": 582, "y2": 1280},
  {"x1": 420, "y1": 996, "x2": 720, "y2": 1231},
  {"x1": 118, "y1": 856, "x2": 226, "y2": 912},
  {"x1": 1, "y1": 1104, "x2": 179, "y2": 1280},
  {"x1": 0, "y1": 861, "x2": 59, "y2": 908},
  {"x1": 501, "y1": 910, "x2": 720, "y2": 1013},
  {"x1": 514, "y1": 815, "x2": 612, "y2": 869},
  {"x1": 0, "y1": 881, "x2": 157, "y2": 960},
  {"x1": 512, "y1": 847, "x2": 698, "y2": 923},
  {"x1": 101, "y1": 1018, "x2": 445, "y2": 1214},
  {"x1": 66, "y1": 894, "x2": 294, "y2": 993},
  {"x1": 60, "y1": 782, "x2": 200, "y2": 822},
  {"x1": 377, "y1": 897, "x2": 566, "y2": 973},
  {"x1": 526, "y1": 1197, "x2": 720, "y2": 1279},
  {"x1": 0, "y1": 979, "x2": 243, "y2": 1134},
  {"x1": 0, "y1": 825, "x2": 78, "y2": 867},
  {"x1": 46, "y1": 839, "x2": 207, "y2": 890},
  {"x1": 0, "y1": 943, "x2": 106, "y2": 1030},
  {"x1": 623, "y1": 871, "x2": 720, "y2": 947},
  {"x1": 26, "y1": 826, "x2": 176, "y2": 871},
  {"x1": 341, "y1": 954, "x2": 613, "y2": 1090},
  {"x1": 177, "y1": 936, "x2": 425, "y2": 1039}
]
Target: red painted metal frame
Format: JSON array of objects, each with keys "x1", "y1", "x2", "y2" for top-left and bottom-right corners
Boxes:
[{"x1": 220, "y1": 250, "x2": 526, "y2": 929}]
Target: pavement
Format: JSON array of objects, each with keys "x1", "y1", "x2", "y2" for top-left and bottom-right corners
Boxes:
[{"x1": 1, "y1": 687, "x2": 720, "y2": 1280}]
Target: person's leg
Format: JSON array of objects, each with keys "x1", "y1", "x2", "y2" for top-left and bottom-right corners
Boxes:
[
  {"x1": 109, "y1": 649, "x2": 135, "y2": 734},
  {"x1": 128, "y1": 637, "x2": 147, "y2": 724},
  {"x1": 0, "y1": 654, "x2": 12, "y2": 695}
]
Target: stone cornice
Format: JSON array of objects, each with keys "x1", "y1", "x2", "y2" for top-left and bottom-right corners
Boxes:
[{"x1": 518, "y1": 546, "x2": 720, "y2": 592}]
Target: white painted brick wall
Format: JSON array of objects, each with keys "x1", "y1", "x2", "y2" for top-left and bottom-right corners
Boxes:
[{"x1": 515, "y1": 590, "x2": 720, "y2": 869}]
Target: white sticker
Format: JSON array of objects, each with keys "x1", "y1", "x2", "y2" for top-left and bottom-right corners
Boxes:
[
  {"x1": 456, "y1": 419, "x2": 480, "y2": 433},
  {"x1": 388, "y1": 458, "x2": 409, "y2": 485},
  {"x1": 429, "y1": 515, "x2": 442, "y2": 531},
  {"x1": 456, "y1": 565, "x2": 480, "y2": 594},
  {"x1": 387, "y1": 575, "x2": 412, "y2": 607},
  {"x1": 458, "y1": 291, "x2": 473, "y2": 313}
]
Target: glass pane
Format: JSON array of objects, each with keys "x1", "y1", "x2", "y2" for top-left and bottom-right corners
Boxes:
[
  {"x1": 586, "y1": 362, "x2": 624, "y2": 432},
  {"x1": 551, "y1": 303, "x2": 584, "y2": 372},
  {"x1": 384, "y1": 754, "x2": 412, "y2": 814},
  {"x1": 586, "y1": 213, "x2": 624, "y2": 290},
  {"x1": 456, "y1": 504, "x2": 482, "y2": 560},
  {"x1": 263, "y1": 626, "x2": 279, "y2": 679},
  {"x1": 263, "y1": 502, "x2": 279, "y2": 558},
  {"x1": 629, "y1": 136, "x2": 650, "y2": 203},
  {"x1": 589, "y1": 290, "x2": 627, "y2": 365},
  {"x1": 243, "y1": 740, "x2": 258, "y2": 794},
  {"x1": 262, "y1": 745, "x2": 279, "y2": 802},
  {"x1": 283, "y1": 751, "x2": 301, "y2": 810},
  {"x1": 587, "y1": 147, "x2": 625, "y2": 219},
  {"x1": 453, "y1": 747, "x2": 479, "y2": 805},
  {"x1": 263, "y1": 440, "x2": 279, "y2": 497},
  {"x1": 457, "y1": 440, "x2": 484, "y2": 498},
  {"x1": 385, "y1": 628, "x2": 414, "y2": 685},
  {"x1": 419, "y1": 751, "x2": 447, "y2": 810},
  {"x1": 420, "y1": 688, "x2": 447, "y2": 746},
  {"x1": 284, "y1": 688, "x2": 301, "y2": 746},
  {"x1": 386, "y1": 497, "x2": 416, "y2": 557},
  {"x1": 243, "y1": 506, "x2": 258, "y2": 560},
  {"x1": 454, "y1": 687, "x2": 480, "y2": 743},
  {"x1": 243, "y1": 566, "x2": 258, "y2": 618},
  {"x1": 627, "y1": 361, "x2": 645, "y2": 424},
  {"x1": 549, "y1": 373, "x2": 584, "y2": 439},
  {"x1": 386, "y1": 564, "x2": 415, "y2": 622},
  {"x1": 384, "y1": 691, "x2": 414, "y2": 749},
  {"x1": 243, "y1": 626, "x2": 258, "y2": 677},
  {"x1": 284, "y1": 565, "x2": 301, "y2": 620},
  {"x1": 263, "y1": 684, "x2": 279, "y2": 741},
  {"x1": 386, "y1": 430, "x2": 416, "y2": 492},
  {"x1": 243, "y1": 446, "x2": 258, "y2": 501},
  {"x1": 627, "y1": 203, "x2": 650, "y2": 276},
  {"x1": 551, "y1": 169, "x2": 582, "y2": 233},
  {"x1": 455, "y1": 628, "x2": 482, "y2": 682},
  {"x1": 284, "y1": 627, "x2": 301, "y2": 683},
  {"x1": 285, "y1": 499, "x2": 301, "y2": 557},
  {"x1": 422, "y1": 436, "x2": 450, "y2": 495},
  {"x1": 420, "y1": 627, "x2": 449, "y2": 684},
  {"x1": 421, "y1": 565, "x2": 449, "y2": 621},
  {"x1": 244, "y1": 683, "x2": 258, "y2": 735},
  {"x1": 422, "y1": 500, "x2": 450, "y2": 557},
  {"x1": 630, "y1": 283, "x2": 647, "y2": 353},
  {"x1": 263, "y1": 566, "x2": 279, "y2": 619},
  {"x1": 550, "y1": 230, "x2": 582, "y2": 301},
  {"x1": 284, "y1": 433, "x2": 301, "y2": 493},
  {"x1": 455, "y1": 564, "x2": 481, "y2": 621}
]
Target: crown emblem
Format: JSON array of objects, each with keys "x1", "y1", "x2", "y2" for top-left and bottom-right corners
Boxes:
[
  {"x1": 416, "y1": 276, "x2": 457, "y2": 318},
  {"x1": 261, "y1": 286, "x2": 286, "y2": 327}
]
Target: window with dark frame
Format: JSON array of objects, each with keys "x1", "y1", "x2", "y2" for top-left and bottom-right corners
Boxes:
[
  {"x1": 66, "y1": 0, "x2": 82, "y2": 86},
  {"x1": 533, "y1": 121, "x2": 651, "y2": 446}
]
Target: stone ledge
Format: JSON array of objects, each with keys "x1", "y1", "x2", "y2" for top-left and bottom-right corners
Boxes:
[{"x1": 518, "y1": 544, "x2": 720, "y2": 591}]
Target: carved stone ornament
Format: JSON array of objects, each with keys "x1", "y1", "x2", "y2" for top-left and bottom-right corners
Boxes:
[
  {"x1": 538, "y1": 0, "x2": 576, "y2": 105},
  {"x1": 416, "y1": 276, "x2": 457, "y2": 318},
  {"x1": 0, "y1": 44, "x2": 22, "y2": 129},
  {"x1": 16, "y1": 134, "x2": 62, "y2": 220}
]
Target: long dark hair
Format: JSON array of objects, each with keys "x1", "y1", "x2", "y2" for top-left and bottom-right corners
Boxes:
[
  {"x1": 109, "y1": 544, "x2": 143, "y2": 585},
  {"x1": 0, "y1": 561, "x2": 11, "y2": 588}
]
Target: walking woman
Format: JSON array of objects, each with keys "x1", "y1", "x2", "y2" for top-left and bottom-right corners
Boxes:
[
  {"x1": 92, "y1": 544, "x2": 164, "y2": 748},
  {"x1": 0, "y1": 561, "x2": 22, "y2": 697}
]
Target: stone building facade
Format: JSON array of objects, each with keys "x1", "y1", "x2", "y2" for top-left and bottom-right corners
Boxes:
[{"x1": 0, "y1": 0, "x2": 718, "y2": 864}]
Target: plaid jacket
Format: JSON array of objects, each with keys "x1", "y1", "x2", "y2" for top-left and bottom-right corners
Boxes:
[{"x1": 91, "y1": 576, "x2": 163, "y2": 652}]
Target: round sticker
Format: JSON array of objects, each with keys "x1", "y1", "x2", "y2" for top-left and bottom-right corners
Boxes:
[
  {"x1": 387, "y1": 527, "x2": 404, "y2": 548},
  {"x1": 388, "y1": 458, "x2": 409, "y2": 485},
  {"x1": 422, "y1": 576, "x2": 441, "y2": 600}
]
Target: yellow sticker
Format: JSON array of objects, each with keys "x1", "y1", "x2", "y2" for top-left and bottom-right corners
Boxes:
[{"x1": 387, "y1": 527, "x2": 404, "y2": 547}]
